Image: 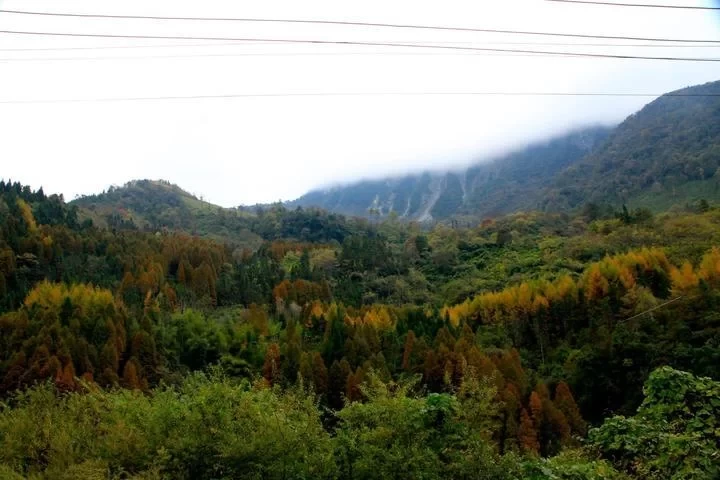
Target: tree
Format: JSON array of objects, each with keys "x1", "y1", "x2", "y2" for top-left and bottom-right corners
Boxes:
[
  {"x1": 335, "y1": 375, "x2": 463, "y2": 479},
  {"x1": 554, "y1": 381, "x2": 586, "y2": 436},
  {"x1": 518, "y1": 408, "x2": 539, "y2": 455},
  {"x1": 346, "y1": 366, "x2": 365, "y2": 403},
  {"x1": 323, "y1": 304, "x2": 346, "y2": 363},
  {"x1": 122, "y1": 359, "x2": 143, "y2": 390},
  {"x1": 311, "y1": 352, "x2": 328, "y2": 395},
  {"x1": 401, "y1": 330, "x2": 416, "y2": 371},
  {"x1": 54, "y1": 361, "x2": 76, "y2": 392},
  {"x1": 177, "y1": 260, "x2": 187, "y2": 284},
  {"x1": 589, "y1": 367, "x2": 720, "y2": 479},
  {"x1": 496, "y1": 227, "x2": 512, "y2": 247},
  {"x1": 283, "y1": 321, "x2": 302, "y2": 383},
  {"x1": 619, "y1": 204, "x2": 631, "y2": 224},
  {"x1": 299, "y1": 352, "x2": 314, "y2": 385},
  {"x1": 327, "y1": 360, "x2": 348, "y2": 410},
  {"x1": 262, "y1": 343, "x2": 281, "y2": 385}
]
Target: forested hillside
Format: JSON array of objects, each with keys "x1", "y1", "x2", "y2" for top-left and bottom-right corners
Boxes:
[
  {"x1": 293, "y1": 80, "x2": 720, "y2": 221},
  {"x1": 1, "y1": 179, "x2": 719, "y2": 478},
  {"x1": 71, "y1": 179, "x2": 368, "y2": 248},
  {"x1": 547, "y1": 80, "x2": 720, "y2": 211}
]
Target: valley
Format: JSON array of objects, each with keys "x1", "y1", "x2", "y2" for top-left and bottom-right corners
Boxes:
[{"x1": 0, "y1": 70, "x2": 719, "y2": 479}]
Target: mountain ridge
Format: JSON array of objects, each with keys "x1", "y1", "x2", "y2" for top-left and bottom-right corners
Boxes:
[
  {"x1": 545, "y1": 80, "x2": 720, "y2": 211},
  {"x1": 72, "y1": 79, "x2": 720, "y2": 227},
  {"x1": 290, "y1": 125, "x2": 613, "y2": 221},
  {"x1": 292, "y1": 79, "x2": 720, "y2": 220},
  {"x1": 71, "y1": 179, "x2": 265, "y2": 248}
]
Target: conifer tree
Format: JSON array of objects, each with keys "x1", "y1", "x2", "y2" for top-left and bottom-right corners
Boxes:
[
  {"x1": 262, "y1": 343, "x2": 281, "y2": 385},
  {"x1": 518, "y1": 408, "x2": 539, "y2": 455},
  {"x1": 554, "y1": 381, "x2": 586, "y2": 435}
]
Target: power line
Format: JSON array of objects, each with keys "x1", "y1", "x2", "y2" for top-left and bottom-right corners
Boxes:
[
  {"x1": 547, "y1": 0, "x2": 720, "y2": 10},
  {"x1": 1, "y1": 91, "x2": 718, "y2": 105},
  {"x1": 8, "y1": 42, "x2": 720, "y2": 63},
  {"x1": 0, "y1": 52, "x2": 587, "y2": 62},
  {"x1": 0, "y1": 41, "x2": 285, "y2": 52},
  {"x1": 9, "y1": 44, "x2": 714, "y2": 63},
  {"x1": 0, "y1": 30, "x2": 718, "y2": 61},
  {"x1": 0, "y1": 9, "x2": 719, "y2": 44},
  {"x1": 623, "y1": 296, "x2": 683, "y2": 322},
  {"x1": 3, "y1": 40, "x2": 720, "y2": 53}
]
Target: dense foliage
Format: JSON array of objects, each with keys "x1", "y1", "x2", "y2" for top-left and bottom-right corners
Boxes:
[
  {"x1": 549, "y1": 80, "x2": 720, "y2": 211},
  {"x1": 72, "y1": 179, "x2": 361, "y2": 247},
  {"x1": 589, "y1": 367, "x2": 720, "y2": 479},
  {"x1": 1, "y1": 179, "x2": 719, "y2": 478},
  {"x1": 0, "y1": 373, "x2": 626, "y2": 480}
]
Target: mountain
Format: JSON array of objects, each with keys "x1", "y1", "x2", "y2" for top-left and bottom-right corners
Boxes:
[
  {"x1": 71, "y1": 179, "x2": 368, "y2": 246},
  {"x1": 546, "y1": 80, "x2": 720, "y2": 211},
  {"x1": 293, "y1": 80, "x2": 720, "y2": 220},
  {"x1": 73, "y1": 80, "x2": 720, "y2": 229},
  {"x1": 72, "y1": 179, "x2": 264, "y2": 248},
  {"x1": 291, "y1": 126, "x2": 612, "y2": 221}
]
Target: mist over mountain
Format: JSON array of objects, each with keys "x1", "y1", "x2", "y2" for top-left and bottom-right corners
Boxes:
[
  {"x1": 292, "y1": 80, "x2": 720, "y2": 221},
  {"x1": 291, "y1": 126, "x2": 611, "y2": 221},
  {"x1": 3, "y1": 0, "x2": 720, "y2": 476},
  {"x1": 3, "y1": 78, "x2": 720, "y2": 480},
  {"x1": 66, "y1": 79, "x2": 720, "y2": 229}
]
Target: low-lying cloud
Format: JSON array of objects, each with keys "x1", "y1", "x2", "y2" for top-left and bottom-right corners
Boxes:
[{"x1": 1, "y1": 0, "x2": 719, "y2": 206}]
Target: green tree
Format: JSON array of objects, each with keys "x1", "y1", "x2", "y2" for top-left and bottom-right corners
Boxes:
[{"x1": 589, "y1": 367, "x2": 720, "y2": 479}]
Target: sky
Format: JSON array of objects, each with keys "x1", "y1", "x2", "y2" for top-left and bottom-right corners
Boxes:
[{"x1": 0, "y1": 0, "x2": 719, "y2": 206}]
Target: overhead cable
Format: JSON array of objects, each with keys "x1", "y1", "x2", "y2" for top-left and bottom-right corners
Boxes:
[
  {"x1": 1, "y1": 91, "x2": 718, "y2": 105},
  {"x1": 547, "y1": 0, "x2": 720, "y2": 10},
  {"x1": 0, "y1": 30, "x2": 718, "y2": 61},
  {"x1": 0, "y1": 9, "x2": 719, "y2": 44}
]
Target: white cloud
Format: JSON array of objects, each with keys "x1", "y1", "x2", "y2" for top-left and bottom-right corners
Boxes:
[{"x1": 0, "y1": 0, "x2": 719, "y2": 205}]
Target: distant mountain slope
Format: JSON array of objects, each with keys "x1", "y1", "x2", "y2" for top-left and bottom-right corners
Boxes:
[
  {"x1": 71, "y1": 179, "x2": 367, "y2": 246},
  {"x1": 545, "y1": 80, "x2": 720, "y2": 211},
  {"x1": 291, "y1": 126, "x2": 612, "y2": 220},
  {"x1": 73, "y1": 80, "x2": 720, "y2": 230},
  {"x1": 293, "y1": 79, "x2": 720, "y2": 219},
  {"x1": 72, "y1": 180, "x2": 264, "y2": 248}
]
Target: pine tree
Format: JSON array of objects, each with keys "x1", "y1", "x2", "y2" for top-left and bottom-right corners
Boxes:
[
  {"x1": 55, "y1": 362, "x2": 76, "y2": 392},
  {"x1": 499, "y1": 383, "x2": 521, "y2": 453},
  {"x1": 554, "y1": 381, "x2": 587, "y2": 435},
  {"x1": 518, "y1": 408, "x2": 540, "y2": 455},
  {"x1": 283, "y1": 322, "x2": 302, "y2": 383},
  {"x1": 299, "y1": 352, "x2": 314, "y2": 386},
  {"x1": 311, "y1": 352, "x2": 328, "y2": 395},
  {"x1": 122, "y1": 359, "x2": 142, "y2": 390},
  {"x1": 529, "y1": 391, "x2": 544, "y2": 426},
  {"x1": 177, "y1": 261, "x2": 187, "y2": 284},
  {"x1": 262, "y1": 343, "x2": 281, "y2": 385},
  {"x1": 544, "y1": 401, "x2": 571, "y2": 451},
  {"x1": 401, "y1": 330, "x2": 416, "y2": 371},
  {"x1": 346, "y1": 366, "x2": 365, "y2": 403},
  {"x1": 327, "y1": 360, "x2": 347, "y2": 410}
]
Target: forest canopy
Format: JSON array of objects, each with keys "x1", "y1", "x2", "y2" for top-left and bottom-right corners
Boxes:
[{"x1": 0, "y1": 179, "x2": 718, "y2": 479}]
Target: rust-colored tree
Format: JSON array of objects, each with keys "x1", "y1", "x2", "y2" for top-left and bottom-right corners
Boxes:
[
  {"x1": 311, "y1": 352, "x2": 328, "y2": 395},
  {"x1": 262, "y1": 343, "x2": 281, "y2": 385},
  {"x1": 554, "y1": 381, "x2": 587, "y2": 435},
  {"x1": 518, "y1": 407, "x2": 540, "y2": 455}
]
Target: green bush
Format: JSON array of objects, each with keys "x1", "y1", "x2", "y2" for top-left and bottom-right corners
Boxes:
[
  {"x1": 589, "y1": 367, "x2": 720, "y2": 479},
  {"x1": 0, "y1": 374, "x2": 336, "y2": 479}
]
